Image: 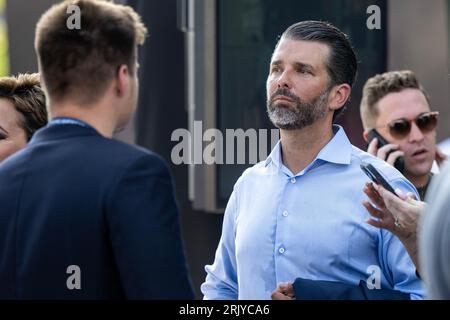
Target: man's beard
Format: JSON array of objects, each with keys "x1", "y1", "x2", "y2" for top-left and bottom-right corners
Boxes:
[{"x1": 267, "y1": 87, "x2": 331, "y2": 130}]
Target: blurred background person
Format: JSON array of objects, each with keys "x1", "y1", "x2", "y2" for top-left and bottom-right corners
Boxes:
[
  {"x1": 360, "y1": 70, "x2": 445, "y2": 200},
  {"x1": 0, "y1": 73, "x2": 47, "y2": 162},
  {"x1": 420, "y1": 162, "x2": 450, "y2": 299}
]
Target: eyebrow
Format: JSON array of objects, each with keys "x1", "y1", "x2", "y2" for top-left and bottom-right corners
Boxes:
[
  {"x1": 271, "y1": 60, "x2": 316, "y2": 72},
  {"x1": 271, "y1": 60, "x2": 283, "y2": 67},
  {"x1": 293, "y1": 62, "x2": 316, "y2": 72}
]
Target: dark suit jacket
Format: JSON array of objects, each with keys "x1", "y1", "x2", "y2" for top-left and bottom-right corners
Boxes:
[
  {"x1": 293, "y1": 278, "x2": 411, "y2": 300},
  {"x1": 0, "y1": 123, "x2": 194, "y2": 299}
]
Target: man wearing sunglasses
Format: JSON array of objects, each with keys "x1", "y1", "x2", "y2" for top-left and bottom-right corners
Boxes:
[{"x1": 360, "y1": 70, "x2": 445, "y2": 200}]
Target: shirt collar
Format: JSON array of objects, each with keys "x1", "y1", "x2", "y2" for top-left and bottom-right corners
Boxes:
[{"x1": 265, "y1": 125, "x2": 352, "y2": 169}]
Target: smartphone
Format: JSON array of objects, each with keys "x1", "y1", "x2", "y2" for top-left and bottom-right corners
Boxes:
[
  {"x1": 360, "y1": 162, "x2": 397, "y2": 196},
  {"x1": 367, "y1": 129, "x2": 405, "y2": 173}
]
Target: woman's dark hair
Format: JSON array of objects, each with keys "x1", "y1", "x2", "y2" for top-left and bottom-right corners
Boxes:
[{"x1": 0, "y1": 73, "x2": 47, "y2": 140}]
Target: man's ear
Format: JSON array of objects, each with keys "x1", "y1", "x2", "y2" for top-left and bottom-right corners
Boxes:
[
  {"x1": 115, "y1": 65, "x2": 130, "y2": 97},
  {"x1": 328, "y1": 83, "x2": 351, "y2": 112},
  {"x1": 363, "y1": 130, "x2": 369, "y2": 143}
]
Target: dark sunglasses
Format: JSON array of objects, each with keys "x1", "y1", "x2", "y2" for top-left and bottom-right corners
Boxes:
[{"x1": 376, "y1": 111, "x2": 439, "y2": 139}]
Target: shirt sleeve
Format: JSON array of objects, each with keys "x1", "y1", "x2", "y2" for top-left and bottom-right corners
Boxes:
[
  {"x1": 378, "y1": 177, "x2": 424, "y2": 300},
  {"x1": 201, "y1": 188, "x2": 239, "y2": 300}
]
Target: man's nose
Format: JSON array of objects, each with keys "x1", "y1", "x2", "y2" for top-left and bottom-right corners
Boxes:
[
  {"x1": 408, "y1": 121, "x2": 425, "y2": 143},
  {"x1": 277, "y1": 70, "x2": 292, "y2": 89}
]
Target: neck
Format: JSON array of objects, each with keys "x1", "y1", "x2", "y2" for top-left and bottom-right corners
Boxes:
[
  {"x1": 50, "y1": 104, "x2": 116, "y2": 138},
  {"x1": 405, "y1": 172, "x2": 430, "y2": 189},
  {"x1": 280, "y1": 119, "x2": 334, "y2": 175}
]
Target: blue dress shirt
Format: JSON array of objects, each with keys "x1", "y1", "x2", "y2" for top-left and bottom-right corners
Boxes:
[{"x1": 201, "y1": 125, "x2": 423, "y2": 300}]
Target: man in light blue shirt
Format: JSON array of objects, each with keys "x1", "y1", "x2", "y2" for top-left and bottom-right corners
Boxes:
[{"x1": 201, "y1": 21, "x2": 422, "y2": 300}]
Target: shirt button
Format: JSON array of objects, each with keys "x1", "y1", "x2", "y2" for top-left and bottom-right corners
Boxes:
[
  {"x1": 282, "y1": 211, "x2": 289, "y2": 217},
  {"x1": 279, "y1": 247, "x2": 285, "y2": 254},
  {"x1": 290, "y1": 177, "x2": 296, "y2": 184}
]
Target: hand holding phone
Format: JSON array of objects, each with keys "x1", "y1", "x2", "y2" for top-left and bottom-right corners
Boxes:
[{"x1": 367, "y1": 129, "x2": 405, "y2": 173}]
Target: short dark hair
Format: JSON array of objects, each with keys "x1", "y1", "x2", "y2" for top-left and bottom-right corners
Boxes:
[
  {"x1": 360, "y1": 70, "x2": 430, "y2": 129},
  {"x1": 279, "y1": 21, "x2": 358, "y2": 120},
  {"x1": 35, "y1": 0, "x2": 148, "y2": 105},
  {"x1": 0, "y1": 73, "x2": 47, "y2": 141}
]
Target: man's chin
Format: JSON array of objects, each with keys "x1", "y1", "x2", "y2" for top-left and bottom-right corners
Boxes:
[
  {"x1": 406, "y1": 160, "x2": 434, "y2": 177},
  {"x1": 271, "y1": 119, "x2": 313, "y2": 131},
  {"x1": 269, "y1": 115, "x2": 298, "y2": 130},
  {"x1": 276, "y1": 123, "x2": 302, "y2": 130}
]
